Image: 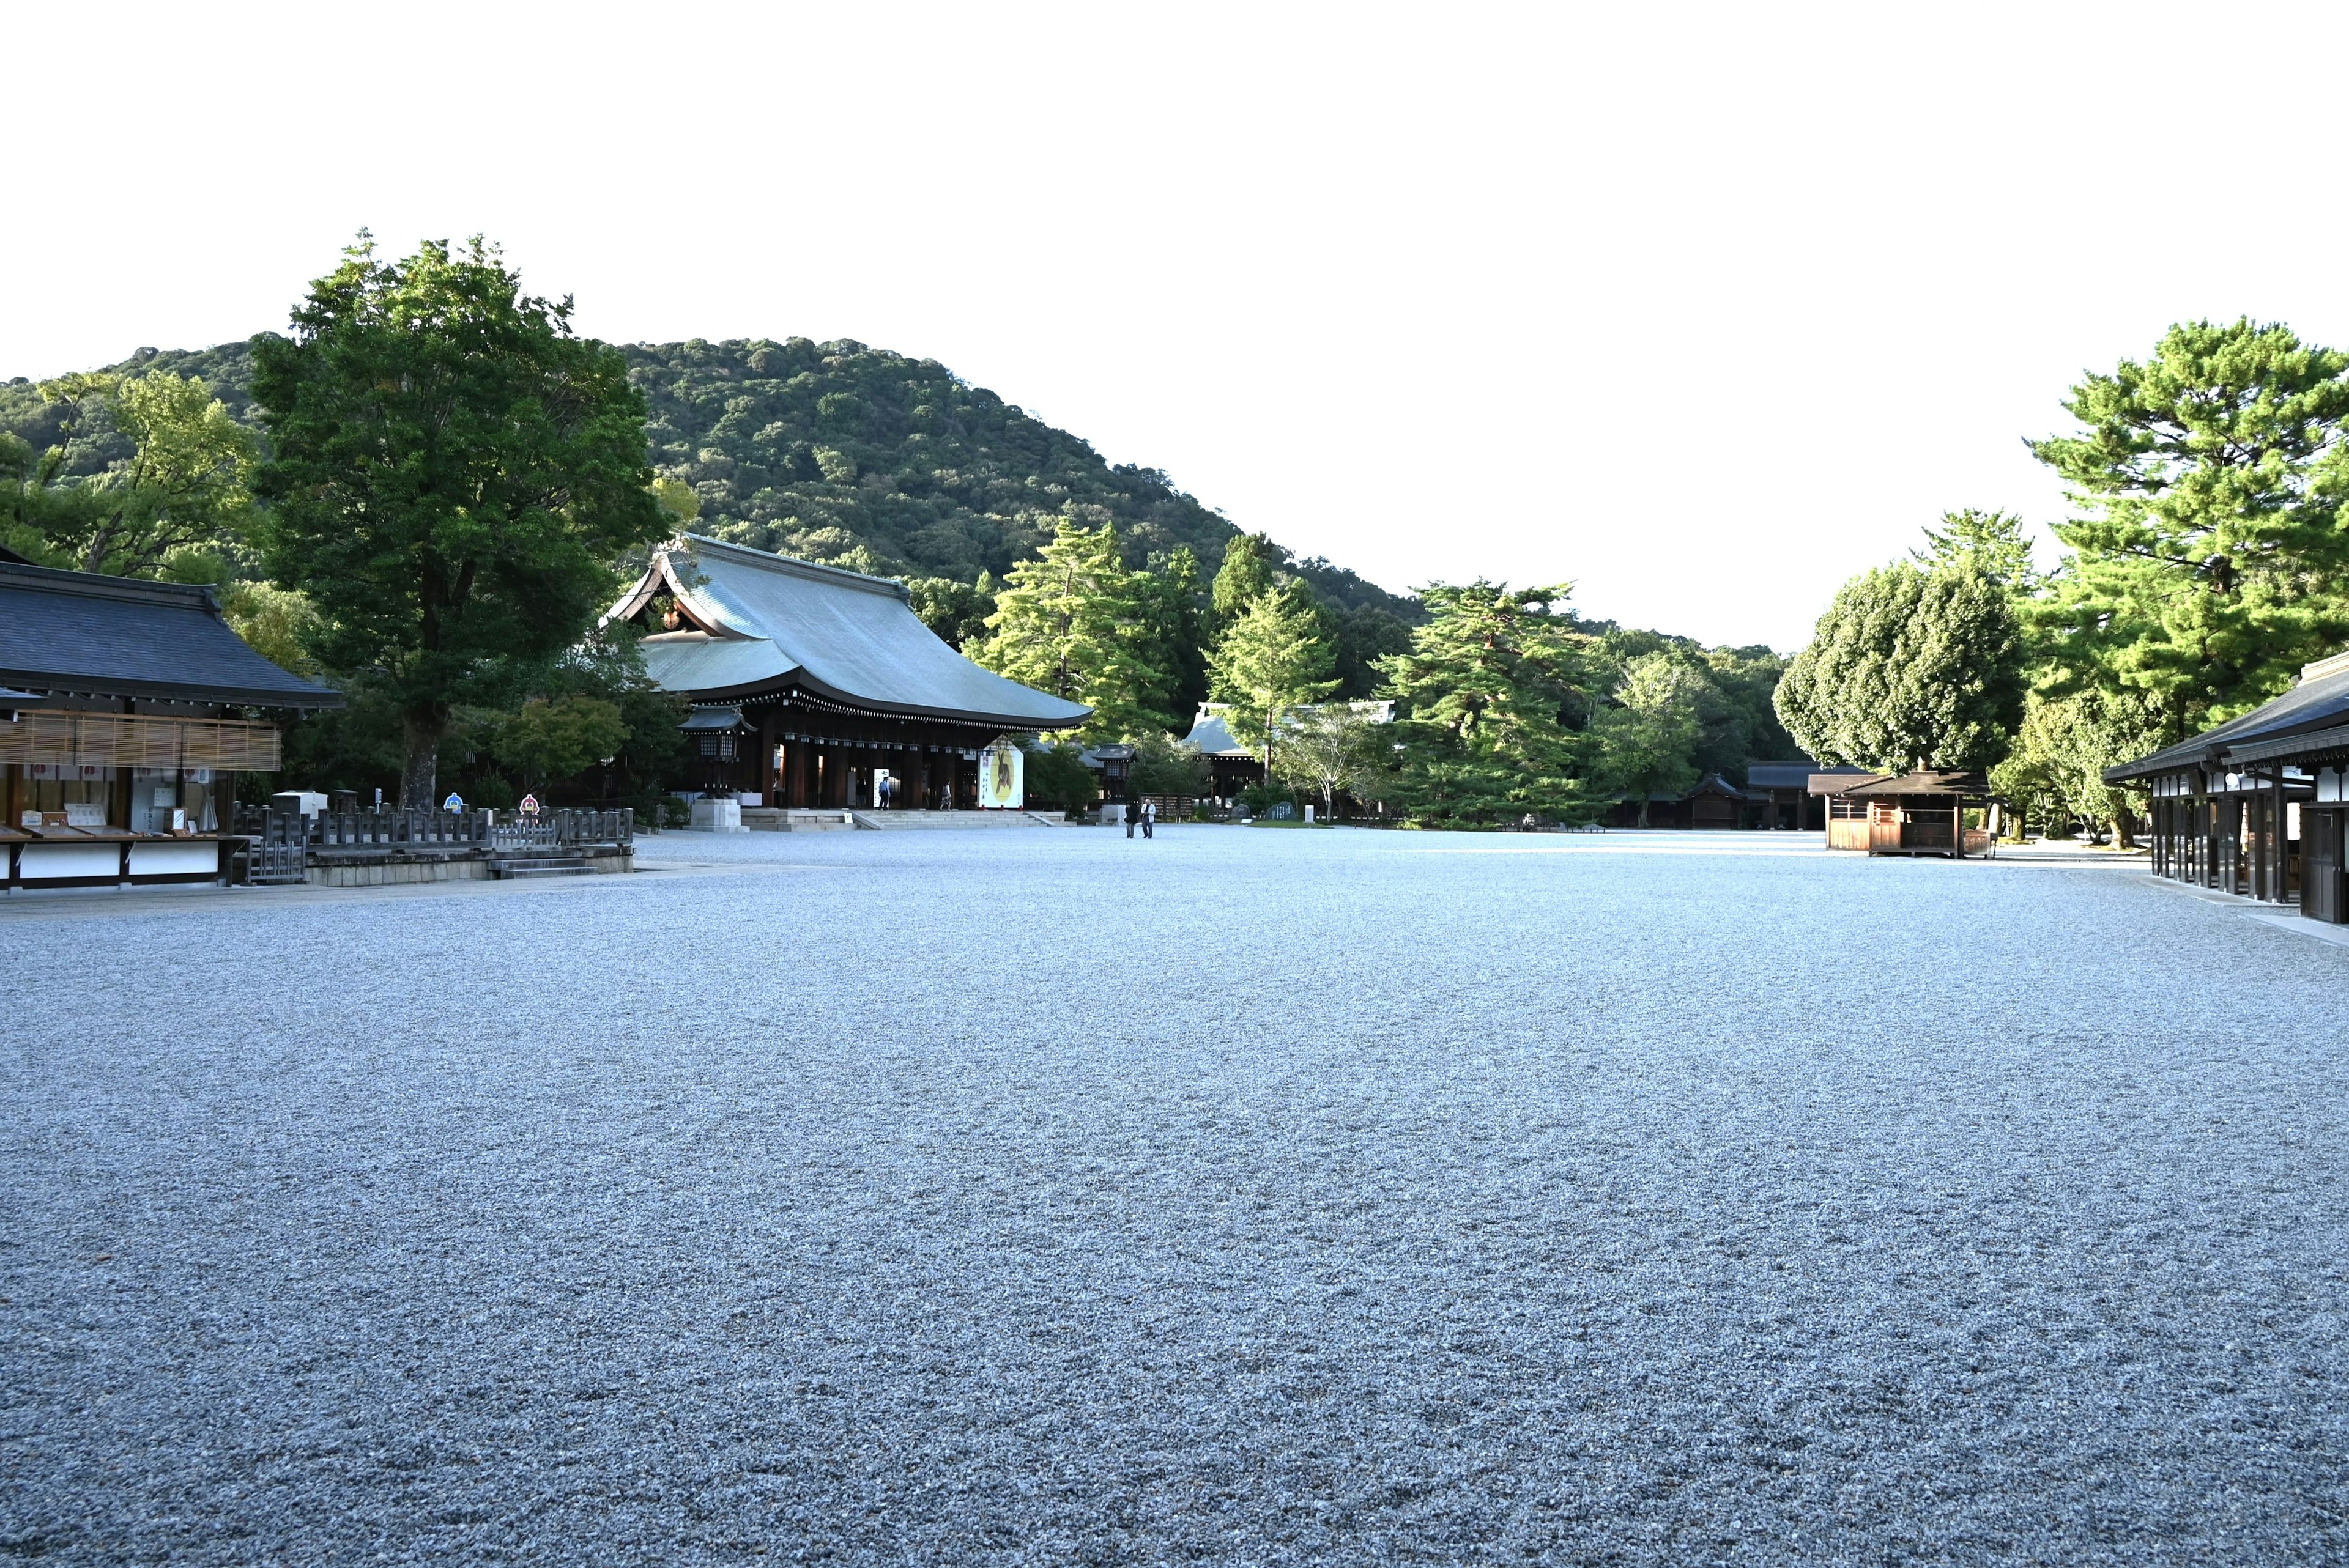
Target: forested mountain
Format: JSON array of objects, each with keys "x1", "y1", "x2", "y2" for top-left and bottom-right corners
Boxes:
[{"x1": 1, "y1": 336, "x2": 1409, "y2": 618}]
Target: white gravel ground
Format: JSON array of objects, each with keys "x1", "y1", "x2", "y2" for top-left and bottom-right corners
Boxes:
[{"x1": 4, "y1": 826, "x2": 2346, "y2": 1565}]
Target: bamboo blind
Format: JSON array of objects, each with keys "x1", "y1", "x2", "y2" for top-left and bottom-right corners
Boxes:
[{"x1": 0, "y1": 712, "x2": 280, "y2": 771}]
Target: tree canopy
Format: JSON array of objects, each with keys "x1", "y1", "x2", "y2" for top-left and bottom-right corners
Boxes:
[
  {"x1": 1773, "y1": 561, "x2": 2025, "y2": 773},
  {"x1": 2030, "y1": 318, "x2": 2349, "y2": 741},
  {"x1": 972, "y1": 516, "x2": 1170, "y2": 741},
  {"x1": 1208, "y1": 581, "x2": 1340, "y2": 760},
  {"x1": 250, "y1": 235, "x2": 666, "y2": 806},
  {"x1": 1378, "y1": 582, "x2": 1598, "y2": 826}
]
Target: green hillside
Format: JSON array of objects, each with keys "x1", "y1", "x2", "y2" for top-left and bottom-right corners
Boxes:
[{"x1": 1, "y1": 336, "x2": 1409, "y2": 617}]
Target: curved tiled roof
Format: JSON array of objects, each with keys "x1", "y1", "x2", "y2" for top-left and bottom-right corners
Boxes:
[
  {"x1": 611, "y1": 538, "x2": 1090, "y2": 730},
  {"x1": 0, "y1": 561, "x2": 340, "y2": 708}
]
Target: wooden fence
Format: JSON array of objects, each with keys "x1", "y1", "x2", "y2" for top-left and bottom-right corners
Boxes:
[{"x1": 236, "y1": 805, "x2": 634, "y2": 884}]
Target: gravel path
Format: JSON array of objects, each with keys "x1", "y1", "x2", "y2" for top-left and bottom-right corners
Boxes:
[{"x1": 5, "y1": 828, "x2": 2347, "y2": 1564}]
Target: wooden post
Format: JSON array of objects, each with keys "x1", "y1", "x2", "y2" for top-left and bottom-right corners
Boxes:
[
  {"x1": 760, "y1": 708, "x2": 779, "y2": 806},
  {"x1": 2275, "y1": 768, "x2": 2288, "y2": 904}
]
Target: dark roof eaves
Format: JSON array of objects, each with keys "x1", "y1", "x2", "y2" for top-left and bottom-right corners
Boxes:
[
  {"x1": 0, "y1": 670, "x2": 343, "y2": 709},
  {"x1": 654, "y1": 668, "x2": 1088, "y2": 731}
]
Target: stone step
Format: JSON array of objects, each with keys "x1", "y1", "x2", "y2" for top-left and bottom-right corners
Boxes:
[
  {"x1": 740, "y1": 808, "x2": 858, "y2": 832},
  {"x1": 846, "y1": 810, "x2": 1066, "y2": 829},
  {"x1": 491, "y1": 858, "x2": 592, "y2": 878}
]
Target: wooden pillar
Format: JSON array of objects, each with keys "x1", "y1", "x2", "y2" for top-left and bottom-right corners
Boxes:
[
  {"x1": 760, "y1": 709, "x2": 779, "y2": 807},
  {"x1": 2264, "y1": 765, "x2": 2283, "y2": 901}
]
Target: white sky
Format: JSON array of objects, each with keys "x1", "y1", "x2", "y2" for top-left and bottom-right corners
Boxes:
[{"x1": 11, "y1": 2, "x2": 2349, "y2": 649}]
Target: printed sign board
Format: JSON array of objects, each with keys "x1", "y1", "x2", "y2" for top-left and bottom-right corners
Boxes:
[
  {"x1": 977, "y1": 741, "x2": 1025, "y2": 810},
  {"x1": 442, "y1": 793, "x2": 464, "y2": 812},
  {"x1": 519, "y1": 794, "x2": 541, "y2": 816}
]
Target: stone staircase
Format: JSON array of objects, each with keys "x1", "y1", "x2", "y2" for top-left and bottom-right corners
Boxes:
[
  {"x1": 845, "y1": 809, "x2": 1069, "y2": 830},
  {"x1": 489, "y1": 852, "x2": 594, "y2": 879},
  {"x1": 740, "y1": 808, "x2": 859, "y2": 832}
]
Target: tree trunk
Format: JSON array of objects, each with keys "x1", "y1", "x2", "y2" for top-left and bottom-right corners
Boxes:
[
  {"x1": 399, "y1": 709, "x2": 447, "y2": 810},
  {"x1": 1638, "y1": 797, "x2": 1651, "y2": 827},
  {"x1": 2112, "y1": 812, "x2": 2135, "y2": 851}
]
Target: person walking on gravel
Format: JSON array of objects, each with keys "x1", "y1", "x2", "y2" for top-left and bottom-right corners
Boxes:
[
  {"x1": 1124, "y1": 802, "x2": 1136, "y2": 838},
  {"x1": 1142, "y1": 799, "x2": 1156, "y2": 838}
]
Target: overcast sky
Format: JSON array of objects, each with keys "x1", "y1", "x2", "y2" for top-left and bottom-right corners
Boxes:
[{"x1": 11, "y1": 2, "x2": 2349, "y2": 648}]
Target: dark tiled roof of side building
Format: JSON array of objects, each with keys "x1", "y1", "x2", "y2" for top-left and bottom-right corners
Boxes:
[
  {"x1": 0, "y1": 561, "x2": 341, "y2": 708},
  {"x1": 2106, "y1": 651, "x2": 2349, "y2": 781}
]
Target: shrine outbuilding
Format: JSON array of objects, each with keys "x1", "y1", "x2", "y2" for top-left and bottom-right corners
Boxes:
[
  {"x1": 0, "y1": 558, "x2": 340, "y2": 889},
  {"x1": 607, "y1": 537, "x2": 1089, "y2": 816},
  {"x1": 2104, "y1": 648, "x2": 2349, "y2": 922}
]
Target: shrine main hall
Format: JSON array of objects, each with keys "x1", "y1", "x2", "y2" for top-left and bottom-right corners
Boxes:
[{"x1": 608, "y1": 537, "x2": 1088, "y2": 812}]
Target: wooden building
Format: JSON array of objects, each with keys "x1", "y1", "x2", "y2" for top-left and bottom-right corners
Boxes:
[
  {"x1": 2104, "y1": 649, "x2": 2349, "y2": 921},
  {"x1": 1179, "y1": 705, "x2": 1266, "y2": 802},
  {"x1": 607, "y1": 537, "x2": 1089, "y2": 812},
  {"x1": 1606, "y1": 772, "x2": 1759, "y2": 829},
  {"x1": 1822, "y1": 770, "x2": 1997, "y2": 857},
  {"x1": 1746, "y1": 760, "x2": 1871, "y2": 829},
  {"x1": 0, "y1": 560, "x2": 340, "y2": 889}
]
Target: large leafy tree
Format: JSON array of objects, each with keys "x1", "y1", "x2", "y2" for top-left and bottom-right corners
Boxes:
[
  {"x1": 250, "y1": 235, "x2": 665, "y2": 806},
  {"x1": 2030, "y1": 319, "x2": 2349, "y2": 740},
  {"x1": 973, "y1": 516, "x2": 1165, "y2": 740},
  {"x1": 1378, "y1": 582, "x2": 1598, "y2": 826},
  {"x1": 1988, "y1": 687, "x2": 2158, "y2": 847},
  {"x1": 1208, "y1": 580, "x2": 1339, "y2": 762},
  {"x1": 1774, "y1": 561, "x2": 2025, "y2": 773},
  {"x1": 1270, "y1": 703, "x2": 1386, "y2": 819},
  {"x1": 1596, "y1": 652, "x2": 1705, "y2": 825}
]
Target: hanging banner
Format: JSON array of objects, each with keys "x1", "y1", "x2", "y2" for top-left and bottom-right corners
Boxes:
[{"x1": 978, "y1": 741, "x2": 1025, "y2": 810}]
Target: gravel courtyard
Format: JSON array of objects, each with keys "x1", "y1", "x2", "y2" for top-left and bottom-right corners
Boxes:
[{"x1": 6, "y1": 826, "x2": 2347, "y2": 1565}]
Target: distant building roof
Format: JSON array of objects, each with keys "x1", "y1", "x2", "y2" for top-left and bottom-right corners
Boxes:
[
  {"x1": 1844, "y1": 769, "x2": 1991, "y2": 797},
  {"x1": 608, "y1": 536, "x2": 1090, "y2": 730},
  {"x1": 0, "y1": 560, "x2": 341, "y2": 709},
  {"x1": 1746, "y1": 758, "x2": 1871, "y2": 791},
  {"x1": 1180, "y1": 701, "x2": 1391, "y2": 757},
  {"x1": 2106, "y1": 650, "x2": 2349, "y2": 781},
  {"x1": 1182, "y1": 706, "x2": 1249, "y2": 756}
]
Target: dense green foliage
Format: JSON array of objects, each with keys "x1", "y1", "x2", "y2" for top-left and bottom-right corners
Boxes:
[
  {"x1": 1594, "y1": 653, "x2": 1705, "y2": 823},
  {"x1": 1773, "y1": 561, "x2": 2025, "y2": 773},
  {"x1": 250, "y1": 236, "x2": 667, "y2": 805},
  {"x1": 1378, "y1": 583, "x2": 1599, "y2": 826},
  {"x1": 971, "y1": 517, "x2": 1176, "y2": 741},
  {"x1": 622, "y1": 339, "x2": 1410, "y2": 618},
  {"x1": 2030, "y1": 319, "x2": 2349, "y2": 743},
  {"x1": 1209, "y1": 582, "x2": 1340, "y2": 759}
]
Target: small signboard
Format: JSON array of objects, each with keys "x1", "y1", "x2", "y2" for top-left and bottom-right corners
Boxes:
[
  {"x1": 519, "y1": 793, "x2": 540, "y2": 816},
  {"x1": 442, "y1": 793, "x2": 464, "y2": 813}
]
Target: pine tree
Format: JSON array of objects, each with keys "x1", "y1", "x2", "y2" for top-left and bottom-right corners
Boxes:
[
  {"x1": 1912, "y1": 508, "x2": 2036, "y2": 590},
  {"x1": 2030, "y1": 318, "x2": 2349, "y2": 739},
  {"x1": 1210, "y1": 531, "x2": 1276, "y2": 626},
  {"x1": 1377, "y1": 582, "x2": 1599, "y2": 826},
  {"x1": 973, "y1": 516, "x2": 1164, "y2": 741},
  {"x1": 1208, "y1": 580, "x2": 1338, "y2": 763}
]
